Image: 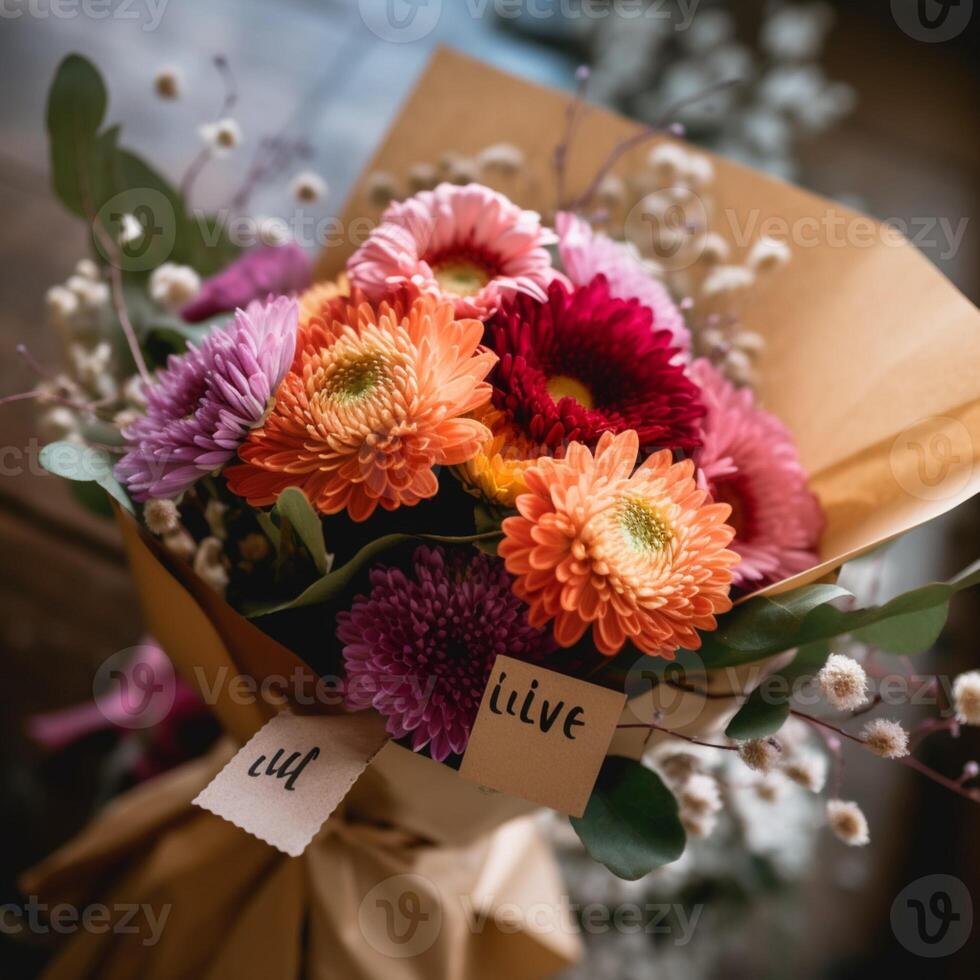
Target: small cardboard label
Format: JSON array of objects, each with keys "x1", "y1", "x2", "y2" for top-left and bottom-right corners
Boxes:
[
  {"x1": 193, "y1": 711, "x2": 388, "y2": 856},
  {"x1": 459, "y1": 656, "x2": 626, "y2": 817}
]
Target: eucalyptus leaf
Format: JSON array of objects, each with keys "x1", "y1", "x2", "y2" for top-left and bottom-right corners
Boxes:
[
  {"x1": 570, "y1": 756, "x2": 685, "y2": 880},
  {"x1": 724, "y1": 689, "x2": 790, "y2": 740},
  {"x1": 39, "y1": 440, "x2": 133, "y2": 514},
  {"x1": 275, "y1": 488, "x2": 331, "y2": 576}
]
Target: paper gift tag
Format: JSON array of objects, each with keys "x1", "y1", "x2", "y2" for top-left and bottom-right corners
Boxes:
[
  {"x1": 194, "y1": 711, "x2": 388, "y2": 856},
  {"x1": 459, "y1": 656, "x2": 626, "y2": 817}
]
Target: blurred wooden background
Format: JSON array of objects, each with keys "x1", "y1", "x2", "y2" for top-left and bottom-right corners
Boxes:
[{"x1": 0, "y1": 1, "x2": 977, "y2": 978}]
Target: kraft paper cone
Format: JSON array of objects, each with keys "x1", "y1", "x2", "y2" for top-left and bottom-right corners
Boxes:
[
  {"x1": 21, "y1": 743, "x2": 580, "y2": 980},
  {"x1": 316, "y1": 48, "x2": 980, "y2": 598}
]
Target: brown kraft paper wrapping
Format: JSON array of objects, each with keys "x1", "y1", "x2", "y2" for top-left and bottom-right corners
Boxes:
[{"x1": 21, "y1": 742, "x2": 581, "y2": 980}]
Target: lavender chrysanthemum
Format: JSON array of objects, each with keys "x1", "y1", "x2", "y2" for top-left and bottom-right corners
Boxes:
[
  {"x1": 116, "y1": 295, "x2": 298, "y2": 500},
  {"x1": 337, "y1": 546, "x2": 556, "y2": 762}
]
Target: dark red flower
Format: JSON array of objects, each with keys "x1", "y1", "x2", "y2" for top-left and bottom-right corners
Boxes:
[{"x1": 485, "y1": 276, "x2": 704, "y2": 454}]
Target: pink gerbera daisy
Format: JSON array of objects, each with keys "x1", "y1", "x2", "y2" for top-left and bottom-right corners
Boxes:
[
  {"x1": 689, "y1": 358, "x2": 823, "y2": 588},
  {"x1": 346, "y1": 183, "x2": 561, "y2": 319},
  {"x1": 556, "y1": 211, "x2": 690, "y2": 356}
]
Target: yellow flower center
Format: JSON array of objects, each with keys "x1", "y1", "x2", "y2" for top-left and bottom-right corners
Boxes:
[
  {"x1": 619, "y1": 496, "x2": 673, "y2": 553},
  {"x1": 431, "y1": 258, "x2": 491, "y2": 297},
  {"x1": 546, "y1": 374, "x2": 594, "y2": 409},
  {"x1": 326, "y1": 350, "x2": 387, "y2": 401}
]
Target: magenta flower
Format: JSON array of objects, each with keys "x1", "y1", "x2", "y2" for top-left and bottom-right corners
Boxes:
[
  {"x1": 116, "y1": 296, "x2": 298, "y2": 500},
  {"x1": 337, "y1": 546, "x2": 556, "y2": 761},
  {"x1": 346, "y1": 182, "x2": 562, "y2": 319},
  {"x1": 556, "y1": 211, "x2": 690, "y2": 356},
  {"x1": 180, "y1": 244, "x2": 311, "y2": 323},
  {"x1": 690, "y1": 358, "x2": 823, "y2": 588}
]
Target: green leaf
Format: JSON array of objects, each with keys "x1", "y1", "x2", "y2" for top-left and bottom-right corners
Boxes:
[
  {"x1": 570, "y1": 756, "x2": 685, "y2": 880},
  {"x1": 694, "y1": 562, "x2": 980, "y2": 667},
  {"x1": 275, "y1": 488, "x2": 331, "y2": 576},
  {"x1": 245, "y1": 530, "x2": 503, "y2": 617},
  {"x1": 725, "y1": 689, "x2": 790, "y2": 740},
  {"x1": 46, "y1": 54, "x2": 109, "y2": 217},
  {"x1": 40, "y1": 440, "x2": 133, "y2": 514}
]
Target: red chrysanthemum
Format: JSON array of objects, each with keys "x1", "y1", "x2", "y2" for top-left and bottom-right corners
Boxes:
[{"x1": 485, "y1": 276, "x2": 704, "y2": 454}]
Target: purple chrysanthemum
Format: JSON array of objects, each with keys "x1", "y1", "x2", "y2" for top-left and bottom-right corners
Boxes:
[
  {"x1": 116, "y1": 295, "x2": 298, "y2": 500},
  {"x1": 337, "y1": 546, "x2": 556, "y2": 761}
]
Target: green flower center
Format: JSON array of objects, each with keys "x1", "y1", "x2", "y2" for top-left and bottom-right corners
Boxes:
[
  {"x1": 619, "y1": 496, "x2": 672, "y2": 553},
  {"x1": 327, "y1": 351, "x2": 387, "y2": 401},
  {"x1": 431, "y1": 258, "x2": 491, "y2": 297}
]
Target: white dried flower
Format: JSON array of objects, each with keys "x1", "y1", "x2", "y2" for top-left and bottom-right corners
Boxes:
[
  {"x1": 752, "y1": 774, "x2": 786, "y2": 803},
  {"x1": 678, "y1": 773, "x2": 722, "y2": 817},
  {"x1": 408, "y1": 163, "x2": 439, "y2": 192},
  {"x1": 67, "y1": 275, "x2": 110, "y2": 311},
  {"x1": 194, "y1": 536, "x2": 229, "y2": 593},
  {"x1": 682, "y1": 153, "x2": 714, "y2": 190},
  {"x1": 681, "y1": 811, "x2": 718, "y2": 840},
  {"x1": 154, "y1": 67, "x2": 181, "y2": 100},
  {"x1": 205, "y1": 499, "x2": 228, "y2": 539},
  {"x1": 75, "y1": 258, "x2": 100, "y2": 281},
  {"x1": 445, "y1": 157, "x2": 480, "y2": 185},
  {"x1": 45, "y1": 285, "x2": 80, "y2": 330},
  {"x1": 596, "y1": 174, "x2": 626, "y2": 210},
  {"x1": 37, "y1": 406, "x2": 79, "y2": 442},
  {"x1": 647, "y1": 142, "x2": 689, "y2": 181},
  {"x1": 199, "y1": 118, "x2": 242, "y2": 156},
  {"x1": 782, "y1": 752, "x2": 827, "y2": 793},
  {"x1": 862, "y1": 718, "x2": 910, "y2": 759},
  {"x1": 144, "y1": 498, "x2": 181, "y2": 536},
  {"x1": 953, "y1": 671, "x2": 980, "y2": 725},
  {"x1": 702, "y1": 264, "x2": 756, "y2": 297},
  {"x1": 118, "y1": 213, "x2": 144, "y2": 247},
  {"x1": 748, "y1": 236, "x2": 791, "y2": 271},
  {"x1": 290, "y1": 171, "x2": 328, "y2": 204},
  {"x1": 255, "y1": 216, "x2": 292, "y2": 247},
  {"x1": 365, "y1": 171, "x2": 399, "y2": 207},
  {"x1": 69, "y1": 341, "x2": 112, "y2": 389},
  {"x1": 826, "y1": 799, "x2": 870, "y2": 847},
  {"x1": 723, "y1": 347, "x2": 754, "y2": 387},
  {"x1": 656, "y1": 752, "x2": 701, "y2": 785},
  {"x1": 697, "y1": 231, "x2": 730, "y2": 265},
  {"x1": 150, "y1": 263, "x2": 201, "y2": 311},
  {"x1": 733, "y1": 329, "x2": 766, "y2": 354},
  {"x1": 818, "y1": 654, "x2": 869, "y2": 711},
  {"x1": 162, "y1": 528, "x2": 196, "y2": 562},
  {"x1": 113, "y1": 407, "x2": 141, "y2": 430},
  {"x1": 738, "y1": 738, "x2": 782, "y2": 774},
  {"x1": 477, "y1": 142, "x2": 525, "y2": 176}
]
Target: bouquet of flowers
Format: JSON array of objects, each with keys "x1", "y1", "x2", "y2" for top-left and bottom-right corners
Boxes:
[{"x1": 16, "y1": 48, "x2": 980, "y2": 979}]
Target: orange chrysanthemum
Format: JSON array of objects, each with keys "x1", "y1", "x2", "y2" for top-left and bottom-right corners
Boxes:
[
  {"x1": 299, "y1": 274, "x2": 349, "y2": 322},
  {"x1": 498, "y1": 430, "x2": 738, "y2": 658},
  {"x1": 226, "y1": 291, "x2": 497, "y2": 521},
  {"x1": 454, "y1": 405, "x2": 550, "y2": 510}
]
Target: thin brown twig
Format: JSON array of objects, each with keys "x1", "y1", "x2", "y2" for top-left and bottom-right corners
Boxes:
[{"x1": 615, "y1": 722, "x2": 739, "y2": 752}]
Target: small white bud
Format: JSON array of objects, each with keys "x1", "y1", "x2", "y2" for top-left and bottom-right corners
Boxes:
[
  {"x1": 365, "y1": 171, "x2": 399, "y2": 208},
  {"x1": 193, "y1": 536, "x2": 229, "y2": 593},
  {"x1": 682, "y1": 153, "x2": 714, "y2": 189},
  {"x1": 205, "y1": 499, "x2": 228, "y2": 540},
  {"x1": 38, "y1": 406, "x2": 79, "y2": 442},
  {"x1": 144, "y1": 498, "x2": 181, "y2": 536},
  {"x1": 149, "y1": 263, "x2": 201, "y2": 311},
  {"x1": 701, "y1": 264, "x2": 756, "y2": 297},
  {"x1": 163, "y1": 528, "x2": 196, "y2": 562},
  {"x1": 861, "y1": 718, "x2": 910, "y2": 759},
  {"x1": 596, "y1": 174, "x2": 626, "y2": 209},
  {"x1": 782, "y1": 753, "x2": 827, "y2": 793},
  {"x1": 477, "y1": 142, "x2": 525, "y2": 176},
  {"x1": 255, "y1": 216, "x2": 292, "y2": 247},
  {"x1": 199, "y1": 118, "x2": 242, "y2": 156},
  {"x1": 647, "y1": 142, "x2": 689, "y2": 181},
  {"x1": 118, "y1": 213, "x2": 144, "y2": 247},
  {"x1": 697, "y1": 232, "x2": 730, "y2": 265},
  {"x1": 826, "y1": 799, "x2": 870, "y2": 846},
  {"x1": 75, "y1": 258, "x2": 101, "y2": 281},
  {"x1": 407, "y1": 163, "x2": 439, "y2": 192},
  {"x1": 290, "y1": 171, "x2": 328, "y2": 204},
  {"x1": 817, "y1": 654, "x2": 869, "y2": 711},
  {"x1": 953, "y1": 671, "x2": 980, "y2": 726},
  {"x1": 45, "y1": 285, "x2": 80, "y2": 330},
  {"x1": 738, "y1": 738, "x2": 782, "y2": 774},
  {"x1": 747, "y1": 236, "x2": 791, "y2": 272},
  {"x1": 678, "y1": 773, "x2": 723, "y2": 817}
]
